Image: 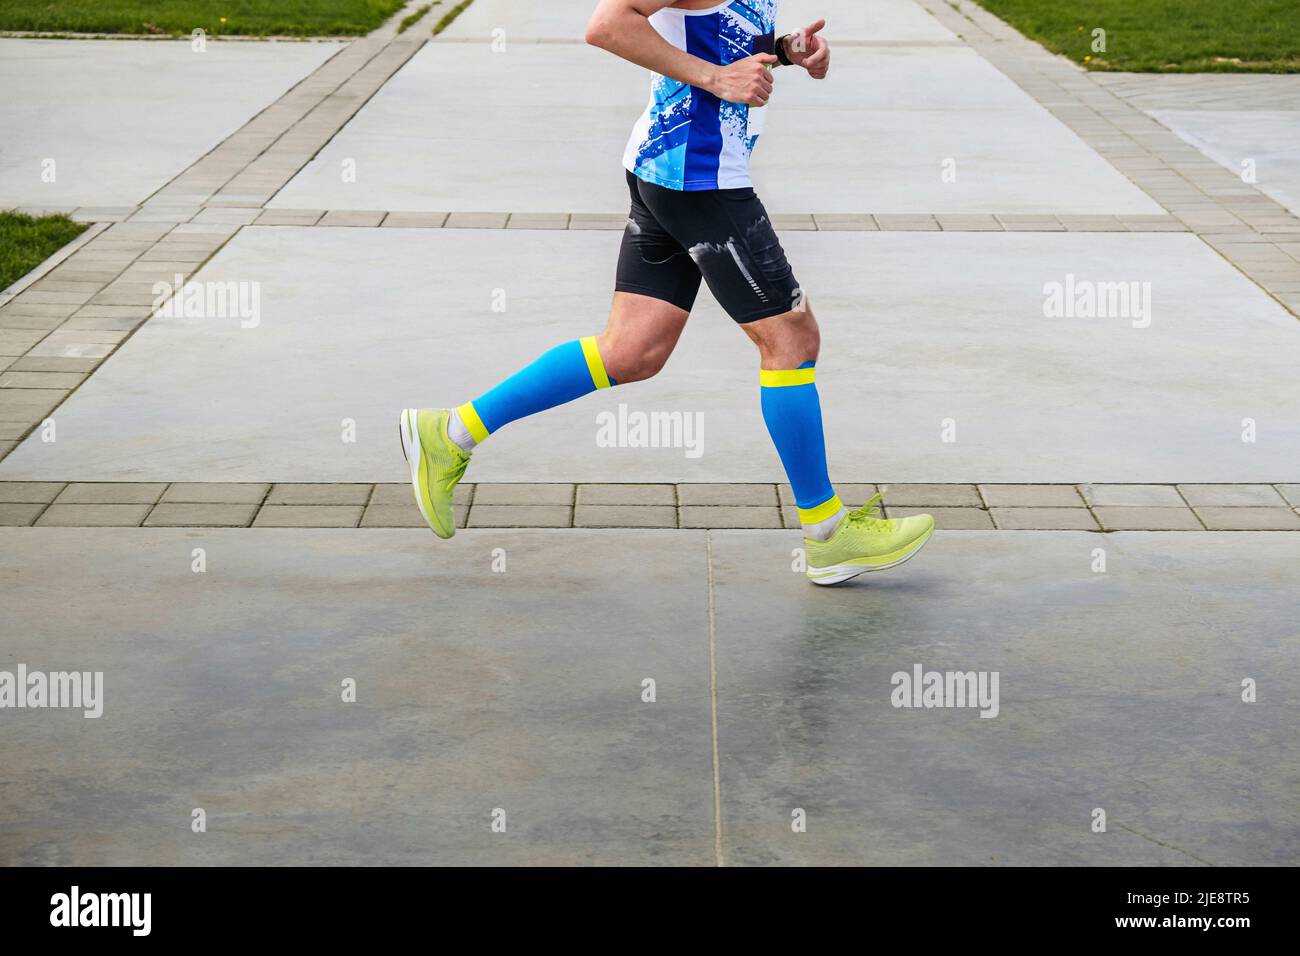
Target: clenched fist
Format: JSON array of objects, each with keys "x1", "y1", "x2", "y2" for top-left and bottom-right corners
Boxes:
[{"x1": 707, "y1": 53, "x2": 779, "y2": 107}]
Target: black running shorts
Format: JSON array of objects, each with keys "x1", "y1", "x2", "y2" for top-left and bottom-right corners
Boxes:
[{"x1": 614, "y1": 169, "x2": 802, "y2": 324}]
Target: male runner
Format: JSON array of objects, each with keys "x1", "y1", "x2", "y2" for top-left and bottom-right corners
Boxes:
[{"x1": 400, "y1": 0, "x2": 933, "y2": 585}]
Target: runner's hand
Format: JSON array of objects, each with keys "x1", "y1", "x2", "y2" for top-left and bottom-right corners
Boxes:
[
  {"x1": 787, "y1": 19, "x2": 830, "y2": 79},
  {"x1": 708, "y1": 53, "x2": 778, "y2": 106}
]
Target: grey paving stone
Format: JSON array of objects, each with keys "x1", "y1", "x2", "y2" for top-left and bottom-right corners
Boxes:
[
  {"x1": 577, "y1": 483, "x2": 675, "y2": 506},
  {"x1": 1179, "y1": 484, "x2": 1287, "y2": 507},
  {"x1": 568, "y1": 213, "x2": 627, "y2": 230},
  {"x1": 996, "y1": 214, "x2": 1065, "y2": 231},
  {"x1": 1093, "y1": 507, "x2": 1203, "y2": 531},
  {"x1": 678, "y1": 484, "x2": 777, "y2": 506},
  {"x1": 812, "y1": 214, "x2": 878, "y2": 231},
  {"x1": 878, "y1": 483, "x2": 981, "y2": 507},
  {"x1": 161, "y1": 483, "x2": 270, "y2": 504},
  {"x1": 472, "y1": 483, "x2": 573, "y2": 505},
  {"x1": 1194, "y1": 507, "x2": 1300, "y2": 531},
  {"x1": 0, "y1": 390, "x2": 56, "y2": 412},
  {"x1": 144, "y1": 503, "x2": 259, "y2": 527},
  {"x1": 319, "y1": 210, "x2": 387, "y2": 227},
  {"x1": 360, "y1": 502, "x2": 468, "y2": 528},
  {"x1": 36, "y1": 504, "x2": 151, "y2": 526},
  {"x1": 680, "y1": 506, "x2": 782, "y2": 529},
  {"x1": 0, "y1": 371, "x2": 85, "y2": 389},
  {"x1": 191, "y1": 208, "x2": 260, "y2": 225},
  {"x1": 888, "y1": 505, "x2": 994, "y2": 529},
  {"x1": 16, "y1": 290, "x2": 95, "y2": 306},
  {"x1": 255, "y1": 210, "x2": 325, "y2": 226},
  {"x1": 1, "y1": 302, "x2": 77, "y2": 318},
  {"x1": 381, "y1": 212, "x2": 449, "y2": 228},
  {"x1": 0, "y1": 481, "x2": 64, "y2": 503},
  {"x1": 4, "y1": 357, "x2": 99, "y2": 374},
  {"x1": 54, "y1": 482, "x2": 167, "y2": 505},
  {"x1": 711, "y1": 530, "x2": 1299, "y2": 865},
  {"x1": 445, "y1": 212, "x2": 508, "y2": 229},
  {"x1": 778, "y1": 483, "x2": 877, "y2": 507},
  {"x1": 1276, "y1": 484, "x2": 1300, "y2": 507},
  {"x1": 980, "y1": 484, "x2": 1085, "y2": 507},
  {"x1": 779, "y1": 505, "x2": 801, "y2": 530},
  {"x1": 506, "y1": 213, "x2": 570, "y2": 230},
  {"x1": 266, "y1": 483, "x2": 373, "y2": 505},
  {"x1": 936, "y1": 214, "x2": 1002, "y2": 231},
  {"x1": 0, "y1": 315, "x2": 66, "y2": 333},
  {"x1": 252, "y1": 505, "x2": 364, "y2": 528},
  {"x1": 0, "y1": 502, "x2": 45, "y2": 525},
  {"x1": 771, "y1": 214, "x2": 817, "y2": 231},
  {"x1": 990, "y1": 508, "x2": 1099, "y2": 530},
  {"x1": 467, "y1": 504, "x2": 572, "y2": 527},
  {"x1": 874, "y1": 214, "x2": 940, "y2": 230},
  {"x1": 0, "y1": 330, "x2": 46, "y2": 356},
  {"x1": 1081, "y1": 483, "x2": 1185, "y2": 507},
  {"x1": 575, "y1": 505, "x2": 677, "y2": 528},
  {"x1": 370, "y1": 482, "x2": 473, "y2": 506}
]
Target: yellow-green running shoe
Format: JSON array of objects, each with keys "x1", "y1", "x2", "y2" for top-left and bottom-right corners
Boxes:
[
  {"x1": 804, "y1": 493, "x2": 934, "y2": 586},
  {"x1": 399, "y1": 408, "x2": 470, "y2": 538}
]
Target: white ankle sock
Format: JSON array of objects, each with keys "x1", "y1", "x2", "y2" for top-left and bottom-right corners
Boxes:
[
  {"x1": 446, "y1": 407, "x2": 477, "y2": 452},
  {"x1": 802, "y1": 507, "x2": 846, "y2": 542}
]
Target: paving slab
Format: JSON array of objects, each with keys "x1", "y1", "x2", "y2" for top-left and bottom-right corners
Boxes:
[
  {"x1": 442, "y1": 0, "x2": 957, "y2": 44},
  {"x1": 710, "y1": 530, "x2": 1300, "y2": 865},
  {"x1": 1148, "y1": 110, "x2": 1300, "y2": 217},
  {"x1": 270, "y1": 41, "x2": 1160, "y2": 215},
  {"x1": 4, "y1": 227, "x2": 1297, "y2": 484},
  {"x1": 0, "y1": 39, "x2": 341, "y2": 208},
  {"x1": 0, "y1": 528, "x2": 714, "y2": 865}
]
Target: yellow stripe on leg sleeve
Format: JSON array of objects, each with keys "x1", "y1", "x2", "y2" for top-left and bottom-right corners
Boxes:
[
  {"x1": 797, "y1": 494, "x2": 843, "y2": 524},
  {"x1": 759, "y1": 367, "x2": 816, "y2": 388},
  {"x1": 456, "y1": 401, "x2": 489, "y2": 443},
  {"x1": 579, "y1": 336, "x2": 612, "y2": 389}
]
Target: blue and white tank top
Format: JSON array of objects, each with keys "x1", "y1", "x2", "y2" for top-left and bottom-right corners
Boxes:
[{"x1": 622, "y1": 0, "x2": 779, "y2": 191}]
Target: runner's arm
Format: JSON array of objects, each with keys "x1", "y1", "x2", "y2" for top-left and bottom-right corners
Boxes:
[{"x1": 585, "y1": 0, "x2": 777, "y2": 106}]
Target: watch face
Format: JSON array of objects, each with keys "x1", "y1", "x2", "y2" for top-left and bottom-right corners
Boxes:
[{"x1": 754, "y1": 30, "x2": 776, "y2": 56}]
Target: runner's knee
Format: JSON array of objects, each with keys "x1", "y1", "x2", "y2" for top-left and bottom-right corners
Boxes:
[
  {"x1": 748, "y1": 308, "x2": 820, "y2": 368},
  {"x1": 596, "y1": 330, "x2": 674, "y2": 383}
]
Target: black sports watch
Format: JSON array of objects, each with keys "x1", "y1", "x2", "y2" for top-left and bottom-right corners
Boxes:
[{"x1": 775, "y1": 33, "x2": 794, "y2": 67}]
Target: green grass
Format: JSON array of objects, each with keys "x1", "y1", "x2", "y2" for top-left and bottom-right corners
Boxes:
[
  {"x1": 0, "y1": 0, "x2": 407, "y2": 37},
  {"x1": 432, "y1": 0, "x2": 472, "y2": 36},
  {"x1": 397, "y1": 2, "x2": 433, "y2": 34},
  {"x1": 975, "y1": 0, "x2": 1300, "y2": 72},
  {"x1": 0, "y1": 212, "x2": 89, "y2": 293}
]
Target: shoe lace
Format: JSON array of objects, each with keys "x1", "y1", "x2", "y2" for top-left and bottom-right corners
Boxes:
[
  {"x1": 443, "y1": 452, "x2": 470, "y2": 489},
  {"x1": 845, "y1": 492, "x2": 891, "y2": 531}
]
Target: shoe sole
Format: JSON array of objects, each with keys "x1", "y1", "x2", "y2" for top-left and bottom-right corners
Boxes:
[
  {"x1": 399, "y1": 408, "x2": 445, "y2": 536},
  {"x1": 806, "y1": 525, "x2": 935, "y2": 586}
]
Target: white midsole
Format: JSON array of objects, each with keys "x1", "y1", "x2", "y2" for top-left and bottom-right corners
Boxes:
[
  {"x1": 806, "y1": 529, "x2": 933, "y2": 586},
  {"x1": 400, "y1": 409, "x2": 435, "y2": 530}
]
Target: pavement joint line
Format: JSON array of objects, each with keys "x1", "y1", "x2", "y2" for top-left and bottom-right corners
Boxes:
[
  {"x1": 1173, "y1": 484, "x2": 1211, "y2": 530},
  {"x1": 705, "y1": 528, "x2": 723, "y2": 868},
  {"x1": 915, "y1": 0, "x2": 1300, "y2": 320},
  {"x1": 4, "y1": 483, "x2": 1299, "y2": 530}
]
